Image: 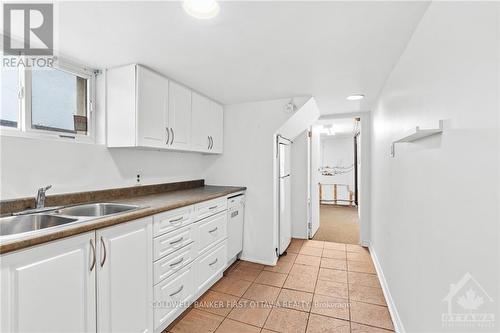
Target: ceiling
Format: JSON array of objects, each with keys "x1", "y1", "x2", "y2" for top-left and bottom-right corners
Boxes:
[{"x1": 56, "y1": 1, "x2": 429, "y2": 114}]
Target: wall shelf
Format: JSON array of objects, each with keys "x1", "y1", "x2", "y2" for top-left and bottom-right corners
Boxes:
[{"x1": 390, "y1": 120, "x2": 443, "y2": 157}]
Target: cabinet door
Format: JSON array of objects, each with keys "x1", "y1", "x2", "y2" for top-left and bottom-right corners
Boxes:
[
  {"x1": 191, "y1": 92, "x2": 211, "y2": 152},
  {"x1": 0, "y1": 232, "x2": 96, "y2": 333},
  {"x1": 209, "y1": 101, "x2": 224, "y2": 153},
  {"x1": 97, "y1": 217, "x2": 153, "y2": 333},
  {"x1": 168, "y1": 81, "x2": 192, "y2": 150},
  {"x1": 136, "y1": 65, "x2": 169, "y2": 148}
]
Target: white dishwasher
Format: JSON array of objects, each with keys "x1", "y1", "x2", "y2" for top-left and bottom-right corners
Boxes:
[{"x1": 227, "y1": 194, "x2": 245, "y2": 265}]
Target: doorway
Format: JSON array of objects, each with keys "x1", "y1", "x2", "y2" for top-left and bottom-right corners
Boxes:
[{"x1": 310, "y1": 117, "x2": 361, "y2": 244}]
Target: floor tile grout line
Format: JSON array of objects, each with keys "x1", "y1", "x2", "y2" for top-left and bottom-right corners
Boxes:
[
  {"x1": 197, "y1": 240, "x2": 393, "y2": 332},
  {"x1": 345, "y1": 244, "x2": 353, "y2": 332}
]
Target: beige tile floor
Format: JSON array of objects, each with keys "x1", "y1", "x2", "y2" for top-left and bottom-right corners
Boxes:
[{"x1": 166, "y1": 239, "x2": 394, "y2": 333}]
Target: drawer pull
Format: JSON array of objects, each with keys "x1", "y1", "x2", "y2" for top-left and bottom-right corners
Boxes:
[
  {"x1": 169, "y1": 285, "x2": 184, "y2": 297},
  {"x1": 208, "y1": 205, "x2": 218, "y2": 210},
  {"x1": 169, "y1": 257, "x2": 184, "y2": 267},
  {"x1": 169, "y1": 216, "x2": 184, "y2": 224},
  {"x1": 208, "y1": 227, "x2": 218, "y2": 233},
  {"x1": 209, "y1": 258, "x2": 218, "y2": 266},
  {"x1": 170, "y1": 237, "x2": 184, "y2": 245}
]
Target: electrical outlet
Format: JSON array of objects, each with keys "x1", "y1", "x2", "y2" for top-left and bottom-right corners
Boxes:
[{"x1": 136, "y1": 173, "x2": 141, "y2": 184}]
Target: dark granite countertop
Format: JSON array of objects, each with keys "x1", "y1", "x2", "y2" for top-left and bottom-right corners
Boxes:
[{"x1": 0, "y1": 184, "x2": 246, "y2": 254}]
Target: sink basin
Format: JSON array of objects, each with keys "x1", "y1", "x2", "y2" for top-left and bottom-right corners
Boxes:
[
  {"x1": 0, "y1": 215, "x2": 78, "y2": 237},
  {"x1": 54, "y1": 203, "x2": 139, "y2": 217}
]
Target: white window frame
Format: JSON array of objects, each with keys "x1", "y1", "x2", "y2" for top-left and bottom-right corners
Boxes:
[{"x1": 0, "y1": 59, "x2": 97, "y2": 144}]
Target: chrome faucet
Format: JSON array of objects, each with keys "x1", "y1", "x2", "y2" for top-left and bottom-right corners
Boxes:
[{"x1": 35, "y1": 185, "x2": 52, "y2": 209}]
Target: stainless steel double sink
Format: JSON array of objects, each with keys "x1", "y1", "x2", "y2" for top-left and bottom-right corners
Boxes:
[{"x1": 0, "y1": 203, "x2": 141, "y2": 239}]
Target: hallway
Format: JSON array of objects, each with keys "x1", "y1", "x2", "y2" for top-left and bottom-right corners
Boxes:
[
  {"x1": 167, "y1": 238, "x2": 393, "y2": 332},
  {"x1": 313, "y1": 205, "x2": 360, "y2": 245}
]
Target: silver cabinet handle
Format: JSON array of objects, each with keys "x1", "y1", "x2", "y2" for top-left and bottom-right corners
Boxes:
[
  {"x1": 169, "y1": 257, "x2": 184, "y2": 267},
  {"x1": 207, "y1": 136, "x2": 211, "y2": 149},
  {"x1": 170, "y1": 128, "x2": 175, "y2": 145},
  {"x1": 209, "y1": 258, "x2": 218, "y2": 266},
  {"x1": 210, "y1": 136, "x2": 213, "y2": 149},
  {"x1": 208, "y1": 227, "x2": 218, "y2": 233},
  {"x1": 166, "y1": 127, "x2": 170, "y2": 145},
  {"x1": 169, "y1": 216, "x2": 183, "y2": 224},
  {"x1": 169, "y1": 285, "x2": 184, "y2": 297},
  {"x1": 169, "y1": 237, "x2": 184, "y2": 245},
  {"x1": 208, "y1": 205, "x2": 218, "y2": 210},
  {"x1": 89, "y1": 239, "x2": 96, "y2": 271},
  {"x1": 100, "y1": 236, "x2": 107, "y2": 267}
]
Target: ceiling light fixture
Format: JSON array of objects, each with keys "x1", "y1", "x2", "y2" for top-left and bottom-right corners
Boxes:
[
  {"x1": 346, "y1": 94, "x2": 365, "y2": 101},
  {"x1": 183, "y1": 0, "x2": 220, "y2": 19}
]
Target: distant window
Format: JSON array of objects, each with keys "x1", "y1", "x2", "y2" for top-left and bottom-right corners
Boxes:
[
  {"x1": 31, "y1": 68, "x2": 89, "y2": 134},
  {"x1": 0, "y1": 68, "x2": 19, "y2": 128}
]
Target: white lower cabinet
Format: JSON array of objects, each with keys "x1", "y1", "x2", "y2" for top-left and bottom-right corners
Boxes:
[
  {"x1": 0, "y1": 194, "x2": 239, "y2": 333},
  {"x1": 196, "y1": 240, "x2": 228, "y2": 296},
  {"x1": 0, "y1": 232, "x2": 96, "y2": 333},
  {"x1": 197, "y1": 212, "x2": 227, "y2": 255},
  {"x1": 154, "y1": 241, "x2": 197, "y2": 284},
  {"x1": 97, "y1": 217, "x2": 153, "y2": 333},
  {"x1": 153, "y1": 263, "x2": 196, "y2": 330}
]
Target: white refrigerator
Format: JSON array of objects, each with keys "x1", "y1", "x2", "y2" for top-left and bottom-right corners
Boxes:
[{"x1": 278, "y1": 140, "x2": 291, "y2": 255}]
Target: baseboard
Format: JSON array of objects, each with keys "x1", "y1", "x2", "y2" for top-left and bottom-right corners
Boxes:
[
  {"x1": 369, "y1": 245, "x2": 405, "y2": 333},
  {"x1": 238, "y1": 255, "x2": 277, "y2": 266}
]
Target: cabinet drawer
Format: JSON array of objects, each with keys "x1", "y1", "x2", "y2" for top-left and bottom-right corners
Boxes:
[
  {"x1": 154, "y1": 242, "x2": 197, "y2": 285},
  {"x1": 197, "y1": 211, "x2": 227, "y2": 254},
  {"x1": 197, "y1": 240, "x2": 227, "y2": 295},
  {"x1": 194, "y1": 197, "x2": 227, "y2": 221},
  {"x1": 154, "y1": 264, "x2": 195, "y2": 330},
  {"x1": 154, "y1": 224, "x2": 196, "y2": 261},
  {"x1": 154, "y1": 206, "x2": 193, "y2": 237}
]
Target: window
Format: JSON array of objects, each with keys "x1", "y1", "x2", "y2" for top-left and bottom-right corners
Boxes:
[
  {"x1": 31, "y1": 68, "x2": 89, "y2": 134},
  {"x1": 0, "y1": 68, "x2": 19, "y2": 128},
  {"x1": 0, "y1": 63, "x2": 95, "y2": 141}
]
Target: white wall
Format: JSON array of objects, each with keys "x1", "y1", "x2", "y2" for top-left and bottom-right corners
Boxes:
[
  {"x1": 0, "y1": 75, "x2": 207, "y2": 200},
  {"x1": 290, "y1": 130, "x2": 308, "y2": 239},
  {"x1": 205, "y1": 98, "x2": 304, "y2": 265},
  {"x1": 371, "y1": 2, "x2": 499, "y2": 332}
]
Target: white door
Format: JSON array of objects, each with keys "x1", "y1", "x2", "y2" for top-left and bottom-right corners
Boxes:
[
  {"x1": 0, "y1": 232, "x2": 96, "y2": 333},
  {"x1": 168, "y1": 81, "x2": 192, "y2": 150},
  {"x1": 191, "y1": 92, "x2": 211, "y2": 152},
  {"x1": 309, "y1": 127, "x2": 321, "y2": 237},
  {"x1": 97, "y1": 217, "x2": 153, "y2": 333},
  {"x1": 209, "y1": 101, "x2": 224, "y2": 153},
  {"x1": 278, "y1": 141, "x2": 292, "y2": 255},
  {"x1": 136, "y1": 65, "x2": 169, "y2": 148}
]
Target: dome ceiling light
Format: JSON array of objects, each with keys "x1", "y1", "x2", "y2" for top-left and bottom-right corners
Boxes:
[{"x1": 183, "y1": 0, "x2": 220, "y2": 19}]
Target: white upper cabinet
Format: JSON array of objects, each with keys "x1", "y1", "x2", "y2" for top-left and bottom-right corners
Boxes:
[
  {"x1": 107, "y1": 64, "x2": 168, "y2": 148},
  {"x1": 0, "y1": 232, "x2": 96, "y2": 333},
  {"x1": 107, "y1": 64, "x2": 223, "y2": 154},
  {"x1": 136, "y1": 66, "x2": 169, "y2": 148},
  {"x1": 209, "y1": 101, "x2": 224, "y2": 153},
  {"x1": 191, "y1": 92, "x2": 212, "y2": 152},
  {"x1": 191, "y1": 92, "x2": 224, "y2": 153},
  {"x1": 168, "y1": 82, "x2": 192, "y2": 150}
]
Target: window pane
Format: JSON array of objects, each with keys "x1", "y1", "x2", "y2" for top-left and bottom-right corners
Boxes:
[
  {"x1": 0, "y1": 68, "x2": 19, "y2": 127},
  {"x1": 31, "y1": 68, "x2": 88, "y2": 134}
]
